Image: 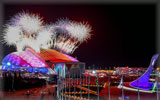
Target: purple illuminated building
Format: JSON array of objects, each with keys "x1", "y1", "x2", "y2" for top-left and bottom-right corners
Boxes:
[{"x1": 130, "y1": 54, "x2": 159, "y2": 90}]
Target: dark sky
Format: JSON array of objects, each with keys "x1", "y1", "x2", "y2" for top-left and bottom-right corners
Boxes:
[{"x1": 3, "y1": 4, "x2": 156, "y2": 68}]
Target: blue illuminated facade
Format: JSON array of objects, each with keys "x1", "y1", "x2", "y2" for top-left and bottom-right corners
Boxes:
[{"x1": 1, "y1": 53, "x2": 48, "y2": 74}]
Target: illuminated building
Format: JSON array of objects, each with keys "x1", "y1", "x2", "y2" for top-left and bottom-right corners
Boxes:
[
  {"x1": 130, "y1": 54, "x2": 159, "y2": 90},
  {"x1": 1, "y1": 48, "x2": 85, "y2": 77}
]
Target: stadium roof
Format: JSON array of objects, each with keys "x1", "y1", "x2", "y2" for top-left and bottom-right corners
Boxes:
[{"x1": 39, "y1": 49, "x2": 79, "y2": 63}]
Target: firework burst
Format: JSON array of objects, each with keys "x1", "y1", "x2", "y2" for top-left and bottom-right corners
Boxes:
[
  {"x1": 2, "y1": 12, "x2": 92, "y2": 54},
  {"x1": 50, "y1": 19, "x2": 92, "y2": 54},
  {"x1": 66, "y1": 21, "x2": 92, "y2": 42},
  {"x1": 3, "y1": 12, "x2": 44, "y2": 52},
  {"x1": 10, "y1": 12, "x2": 43, "y2": 35},
  {"x1": 36, "y1": 27, "x2": 56, "y2": 49},
  {"x1": 3, "y1": 25, "x2": 22, "y2": 46}
]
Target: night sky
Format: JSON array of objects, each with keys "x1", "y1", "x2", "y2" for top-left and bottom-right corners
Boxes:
[{"x1": 3, "y1": 4, "x2": 156, "y2": 68}]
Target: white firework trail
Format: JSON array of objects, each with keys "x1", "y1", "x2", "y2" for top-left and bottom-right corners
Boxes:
[
  {"x1": 11, "y1": 12, "x2": 44, "y2": 35},
  {"x1": 50, "y1": 19, "x2": 92, "y2": 54},
  {"x1": 16, "y1": 42, "x2": 25, "y2": 52},
  {"x1": 3, "y1": 25, "x2": 22, "y2": 46},
  {"x1": 16, "y1": 37, "x2": 29, "y2": 51},
  {"x1": 16, "y1": 27, "x2": 55, "y2": 52},
  {"x1": 36, "y1": 27, "x2": 55, "y2": 49},
  {"x1": 24, "y1": 39, "x2": 40, "y2": 52},
  {"x1": 2, "y1": 12, "x2": 46, "y2": 52},
  {"x1": 66, "y1": 21, "x2": 92, "y2": 42},
  {"x1": 2, "y1": 12, "x2": 92, "y2": 54},
  {"x1": 15, "y1": 37, "x2": 40, "y2": 52}
]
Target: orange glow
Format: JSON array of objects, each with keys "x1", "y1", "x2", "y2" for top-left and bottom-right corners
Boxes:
[{"x1": 39, "y1": 49, "x2": 76, "y2": 62}]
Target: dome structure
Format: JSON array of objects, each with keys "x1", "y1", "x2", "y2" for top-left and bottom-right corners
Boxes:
[
  {"x1": 1, "y1": 48, "x2": 79, "y2": 74},
  {"x1": 1, "y1": 48, "x2": 48, "y2": 73}
]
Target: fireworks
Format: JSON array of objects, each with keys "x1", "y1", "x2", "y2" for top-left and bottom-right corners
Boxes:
[
  {"x1": 3, "y1": 12, "x2": 45, "y2": 52},
  {"x1": 10, "y1": 12, "x2": 43, "y2": 35},
  {"x1": 3, "y1": 25, "x2": 22, "y2": 46},
  {"x1": 36, "y1": 27, "x2": 55, "y2": 49},
  {"x1": 66, "y1": 21, "x2": 92, "y2": 42},
  {"x1": 50, "y1": 19, "x2": 92, "y2": 54},
  {"x1": 2, "y1": 12, "x2": 92, "y2": 54}
]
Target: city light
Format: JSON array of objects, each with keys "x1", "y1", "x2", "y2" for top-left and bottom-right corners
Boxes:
[{"x1": 92, "y1": 70, "x2": 96, "y2": 74}]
